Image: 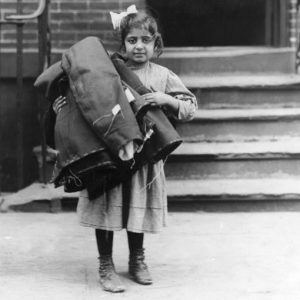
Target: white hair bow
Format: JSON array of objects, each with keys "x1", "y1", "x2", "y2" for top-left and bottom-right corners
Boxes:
[{"x1": 110, "y1": 5, "x2": 138, "y2": 30}]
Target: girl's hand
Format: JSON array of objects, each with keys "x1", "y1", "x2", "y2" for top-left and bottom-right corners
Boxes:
[
  {"x1": 142, "y1": 92, "x2": 179, "y2": 113},
  {"x1": 142, "y1": 92, "x2": 174, "y2": 107},
  {"x1": 52, "y1": 96, "x2": 67, "y2": 114}
]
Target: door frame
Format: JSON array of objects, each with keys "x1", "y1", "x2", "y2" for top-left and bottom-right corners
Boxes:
[{"x1": 265, "y1": 0, "x2": 288, "y2": 46}]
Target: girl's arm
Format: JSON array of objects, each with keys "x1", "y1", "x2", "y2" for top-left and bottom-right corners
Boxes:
[
  {"x1": 43, "y1": 104, "x2": 56, "y2": 149},
  {"x1": 165, "y1": 70, "x2": 197, "y2": 121},
  {"x1": 44, "y1": 96, "x2": 67, "y2": 149},
  {"x1": 142, "y1": 70, "x2": 197, "y2": 121},
  {"x1": 170, "y1": 92, "x2": 197, "y2": 121}
]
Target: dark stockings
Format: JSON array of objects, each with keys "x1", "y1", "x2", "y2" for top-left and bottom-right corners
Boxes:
[
  {"x1": 95, "y1": 229, "x2": 113, "y2": 256},
  {"x1": 95, "y1": 229, "x2": 144, "y2": 256},
  {"x1": 127, "y1": 231, "x2": 144, "y2": 254}
]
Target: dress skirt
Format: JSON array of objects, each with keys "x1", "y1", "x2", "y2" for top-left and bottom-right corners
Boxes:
[{"x1": 77, "y1": 160, "x2": 168, "y2": 233}]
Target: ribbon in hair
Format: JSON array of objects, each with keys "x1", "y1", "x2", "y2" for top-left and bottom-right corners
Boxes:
[{"x1": 110, "y1": 5, "x2": 138, "y2": 30}]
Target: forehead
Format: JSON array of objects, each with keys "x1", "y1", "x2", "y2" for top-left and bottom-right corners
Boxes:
[{"x1": 126, "y1": 27, "x2": 152, "y2": 37}]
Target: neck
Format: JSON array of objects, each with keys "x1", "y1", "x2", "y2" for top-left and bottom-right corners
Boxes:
[{"x1": 126, "y1": 60, "x2": 150, "y2": 69}]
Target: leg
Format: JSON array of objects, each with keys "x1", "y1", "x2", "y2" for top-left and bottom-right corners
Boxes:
[
  {"x1": 127, "y1": 231, "x2": 144, "y2": 253},
  {"x1": 95, "y1": 229, "x2": 113, "y2": 256},
  {"x1": 95, "y1": 229, "x2": 125, "y2": 293},
  {"x1": 127, "y1": 231, "x2": 152, "y2": 285}
]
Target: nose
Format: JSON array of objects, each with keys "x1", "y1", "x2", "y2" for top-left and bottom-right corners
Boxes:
[{"x1": 135, "y1": 40, "x2": 144, "y2": 49}]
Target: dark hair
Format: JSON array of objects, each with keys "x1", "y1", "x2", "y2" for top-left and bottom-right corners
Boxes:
[{"x1": 119, "y1": 10, "x2": 164, "y2": 57}]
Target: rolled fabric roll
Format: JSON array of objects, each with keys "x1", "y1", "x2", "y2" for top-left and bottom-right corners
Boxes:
[{"x1": 111, "y1": 53, "x2": 182, "y2": 164}]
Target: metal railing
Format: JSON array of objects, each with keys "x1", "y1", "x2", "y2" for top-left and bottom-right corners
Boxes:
[
  {"x1": 5, "y1": 0, "x2": 46, "y2": 21},
  {"x1": 0, "y1": 0, "x2": 51, "y2": 189},
  {"x1": 296, "y1": 0, "x2": 300, "y2": 72}
]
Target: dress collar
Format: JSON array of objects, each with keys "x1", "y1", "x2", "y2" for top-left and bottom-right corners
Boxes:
[{"x1": 126, "y1": 61, "x2": 150, "y2": 71}]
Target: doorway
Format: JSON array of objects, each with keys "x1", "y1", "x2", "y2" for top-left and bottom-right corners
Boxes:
[{"x1": 146, "y1": 0, "x2": 288, "y2": 47}]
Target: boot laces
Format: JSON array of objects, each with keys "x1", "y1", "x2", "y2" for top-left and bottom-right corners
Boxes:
[
  {"x1": 129, "y1": 249, "x2": 148, "y2": 270},
  {"x1": 98, "y1": 256, "x2": 115, "y2": 279}
]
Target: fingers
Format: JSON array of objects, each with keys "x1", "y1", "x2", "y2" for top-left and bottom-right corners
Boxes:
[
  {"x1": 54, "y1": 95, "x2": 65, "y2": 102},
  {"x1": 53, "y1": 96, "x2": 67, "y2": 114},
  {"x1": 142, "y1": 95, "x2": 159, "y2": 108},
  {"x1": 143, "y1": 93, "x2": 155, "y2": 102},
  {"x1": 143, "y1": 96, "x2": 153, "y2": 104},
  {"x1": 143, "y1": 94, "x2": 160, "y2": 107},
  {"x1": 142, "y1": 93, "x2": 151, "y2": 99}
]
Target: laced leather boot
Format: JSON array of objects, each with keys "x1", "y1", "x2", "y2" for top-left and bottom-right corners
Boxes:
[
  {"x1": 129, "y1": 248, "x2": 152, "y2": 285},
  {"x1": 98, "y1": 255, "x2": 125, "y2": 293}
]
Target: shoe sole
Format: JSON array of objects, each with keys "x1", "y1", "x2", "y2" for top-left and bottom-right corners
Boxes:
[{"x1": 129, "y1": 273, "x2": 153, "y2": 285}]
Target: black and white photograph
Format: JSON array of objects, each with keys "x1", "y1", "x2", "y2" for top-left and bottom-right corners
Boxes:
[{"x1": 1, "y1": 0, "x2": 300, "y2": 299}]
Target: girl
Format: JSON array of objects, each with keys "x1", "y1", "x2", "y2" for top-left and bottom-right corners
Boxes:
[{"x1": 54, "y1": 6, "x2": 197, "y2": 294}]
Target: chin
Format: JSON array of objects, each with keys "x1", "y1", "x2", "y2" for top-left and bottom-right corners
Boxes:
[{"x1": 133, "y1": 58, "x2": 147, "y2": 64}]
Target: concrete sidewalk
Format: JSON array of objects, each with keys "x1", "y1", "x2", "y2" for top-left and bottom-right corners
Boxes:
[{"x1": 1, "y1": 210, "x2": 300, "y2": 300}]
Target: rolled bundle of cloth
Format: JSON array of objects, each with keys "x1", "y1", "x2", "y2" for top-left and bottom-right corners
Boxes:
[
  {"x1": 34, "y1": 37, "x2": 143, "y2": 195},
  {"x1": 110, "y1": 52, "x2": 182, "y2": 164},
  {"x1": 34, "y1": 37, "x2": 182, "y2": 198}
]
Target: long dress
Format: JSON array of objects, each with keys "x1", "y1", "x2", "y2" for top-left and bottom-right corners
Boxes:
[{"x1": 77, "y1": 61, "x2": 197, "y2": 233}]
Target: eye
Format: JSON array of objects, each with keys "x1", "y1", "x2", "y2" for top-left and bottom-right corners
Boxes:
[
  {"x1": 142, "y1": 36, "x2": 153, "y2": 44},
  {"x1": 127, "y1": 38, "x2": 136, "y2": 44}
]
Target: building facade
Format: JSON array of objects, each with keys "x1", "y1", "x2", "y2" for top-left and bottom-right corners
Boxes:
[
  {"x1": 0, "y1": 0, "x2": 298, "y2": 50},
  {"x1": 0, "y1": 0, "x2": 300, "y2": 193}
]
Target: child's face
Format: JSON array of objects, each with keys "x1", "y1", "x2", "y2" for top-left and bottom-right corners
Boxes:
[{"x1": 124, "y1": 28, "x2": 155, "y2": 65}]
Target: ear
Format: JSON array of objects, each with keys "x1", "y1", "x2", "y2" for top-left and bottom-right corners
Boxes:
[{"x1": 153, "y1": 39, "x2": 158, "y2": 51}]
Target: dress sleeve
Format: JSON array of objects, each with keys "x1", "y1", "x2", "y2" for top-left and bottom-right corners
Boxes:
[{"x1": 165, "y1": 70, "x2": 198, "y2": 121}]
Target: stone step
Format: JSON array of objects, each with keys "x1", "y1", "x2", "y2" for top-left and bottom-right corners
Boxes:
[
  {"x1": 0, "y1": 182, "x2": 78, "y2": 212},
  {"x1": 172, "y1": 139, "x2": 300, "y2": 157},
  {"x1": 177, "y1": 108, "x2": 300, "y2": 142},
  {"x1": 183, "y1": 74, "x2": 300, "y2": 109},
  {"x1": 157, "y1": 47, "x2": 296, "y2": 75},
  {"x1": 183, "y1": 73, "x2": 300, "y2": 89},
  {"x1": 165, "y1": 140, "x2": 300, "y2": 179},
  {"x1": 5, "y1": 178, "x2": 300, "y2": 212},
  {"x1": 193, "y1": 87, "x2": 300, "y2": 109},
  {"x1": 166, "y1": 178, "x2": 300, "y2": 201}
]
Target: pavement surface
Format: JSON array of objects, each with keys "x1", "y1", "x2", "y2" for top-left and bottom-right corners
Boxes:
[{"x1": 1, "y1": 209, "x2": 300, "y2": 300}]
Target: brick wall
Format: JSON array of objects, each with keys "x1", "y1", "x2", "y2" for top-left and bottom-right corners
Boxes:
[
  {"x1": 0, "y1": 0, "x2": 39, "y2": 49},
  {"x1": 0, "y1": 0, "x2": 146, "y2": 51},
  {"x1": 0, "y1": 0, "x2": 298, "y2": 51}
]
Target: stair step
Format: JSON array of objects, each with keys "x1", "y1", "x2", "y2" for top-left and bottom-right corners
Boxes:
[
  {"x1": 177, "y1": 108, "x2": 300, "y2": 141},
  {"x1": 182, "y1": 73, "x2": 300, "y2": 89},
  {"x1": 5, "y1": 179, "x2": 300, "y2": 212},
  {"x1": 191, "y1": 108, "x2": 300, "y2": 120},
  {"x1": 0, "y1": 182, "x2": 78, "y2": 212},
  {"x1": 165, "y1": 140, "x2": 300, "y2": 179},
  {"x1": 184, "y1": 73, "x2": 300, "y2": 109},
  {"x1": 172, "y1": 139, "x2": 300, "y2": 158},
  {"x1": 158, "y1": 47, "x2": 296, "y2": 75},
  {"x1": 193, "y1": 87, "x2": 300, "y2": 109},
  {"x1": 166, "y1": 178, "x2": 300, "y2": 201}
]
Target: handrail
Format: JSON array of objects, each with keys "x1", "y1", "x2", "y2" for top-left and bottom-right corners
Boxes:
[
  {"x1": 296, "y1": 1, "x2": 300, "y2": 72},
  {"x1": 0, "y1": 0, "x2": 51, "y2": 187},
  {"x1": 5, "y1": 0, "x2": 46, "y2": 21}
]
